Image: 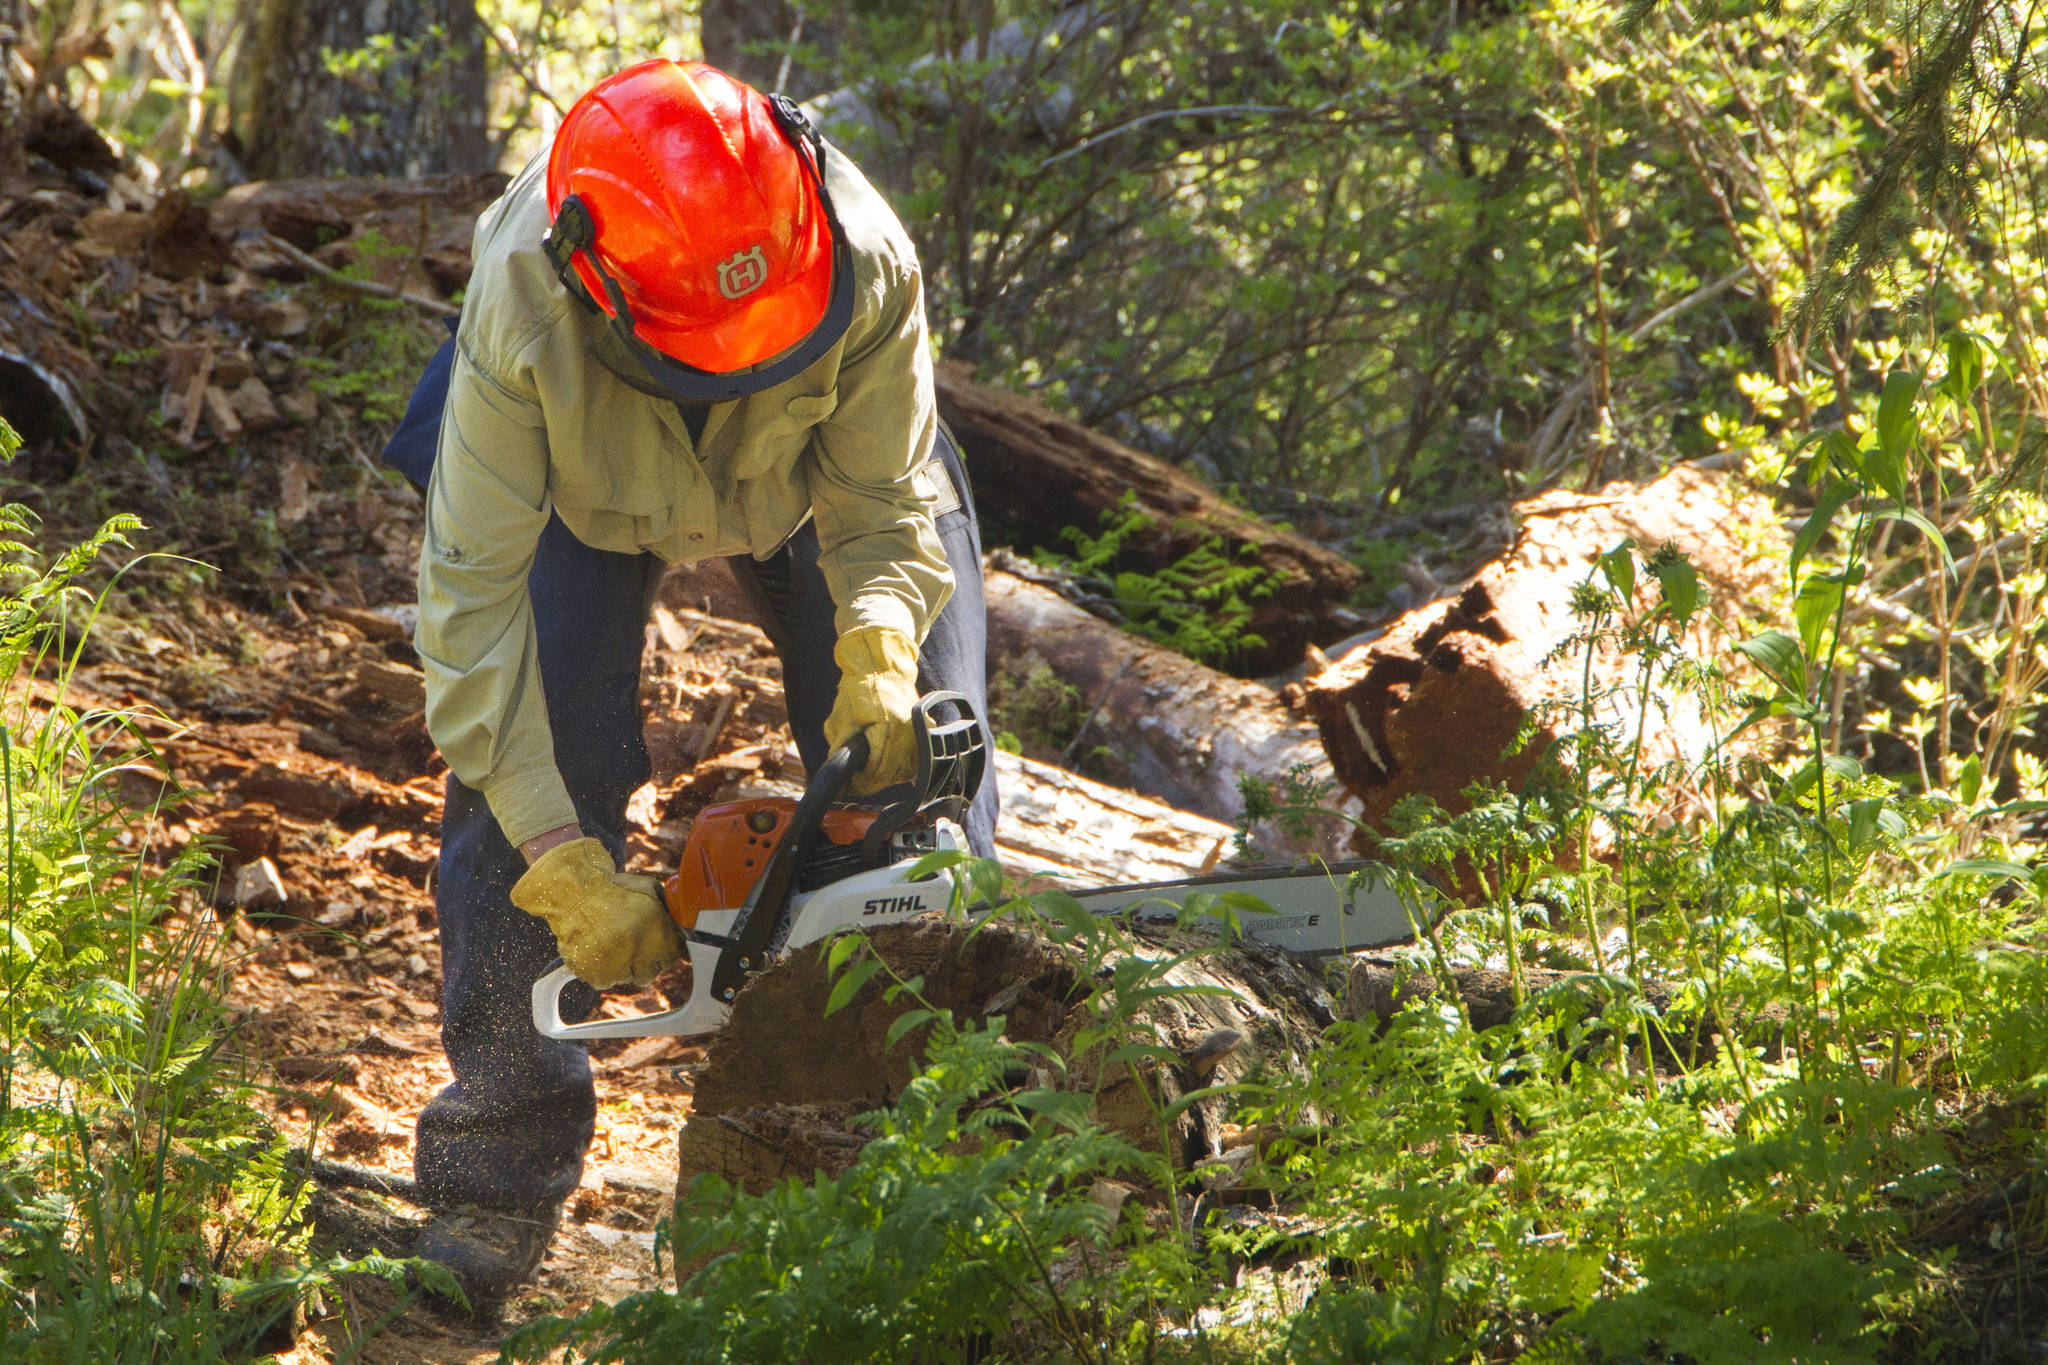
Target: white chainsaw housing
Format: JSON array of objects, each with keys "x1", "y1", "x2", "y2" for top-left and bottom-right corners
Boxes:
[{"x1": 531, "y1": 820, "x2": 966, "y2": 1042}]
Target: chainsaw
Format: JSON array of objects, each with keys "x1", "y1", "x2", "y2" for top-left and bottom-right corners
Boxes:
[{"x1": 532, "y1": 692, "x2": 1429, "y2": 1043}]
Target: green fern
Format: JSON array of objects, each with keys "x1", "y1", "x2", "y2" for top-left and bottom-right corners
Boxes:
[{"x1": 1039, "y1": 491, "x2": 1277, "y2": 666}]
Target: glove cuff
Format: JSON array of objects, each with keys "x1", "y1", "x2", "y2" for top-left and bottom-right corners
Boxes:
[
  {"x1": 833, "y1": 624, "x2": 919, "y2": 680},
  {"x1": 510, "y1": 836, "x2": 613, "y2": 918}
]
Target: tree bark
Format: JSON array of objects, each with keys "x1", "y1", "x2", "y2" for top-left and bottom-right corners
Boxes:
[
  {"x1": 0, "y1": 0, "x2": 25, "y2": 192},
  {"x1": 938, "y1": 364, "x2": 1365, "y2": 676},
  {"x1": 245, "y1": 0, "x2": 490, "y2": 179},
  {"x1": 698, "y1": 0, "x2": 840, "y2": 100},
  {"x1": 674, "y1": 918, "x2": 1333, "y2": 1197},
  {"x1": 986, "y1": 568, "x2": 1358, "y2": 856}
]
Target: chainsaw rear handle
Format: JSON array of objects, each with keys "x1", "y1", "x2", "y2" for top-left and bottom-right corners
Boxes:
[{"x1": 710, "y1": 692, "x2": 984, "y2": 1006}]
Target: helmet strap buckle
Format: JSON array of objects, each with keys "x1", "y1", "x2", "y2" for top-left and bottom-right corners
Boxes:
[{"x1": 543, "y1": 194, "x2": 598, "y2": 295}]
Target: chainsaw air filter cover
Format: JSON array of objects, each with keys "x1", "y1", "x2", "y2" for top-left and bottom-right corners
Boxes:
[{"x1": 663, "y1": 799, "x2": 878, "y2": 928}]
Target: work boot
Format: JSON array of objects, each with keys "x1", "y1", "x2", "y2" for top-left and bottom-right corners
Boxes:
[{"x1": 414, "y1": 1201, "x2": 561, "y2": 1314}]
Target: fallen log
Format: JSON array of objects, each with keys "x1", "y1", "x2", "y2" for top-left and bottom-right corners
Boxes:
[
  {"x1": 937, "y1": 364, "x2": 1364, "y2": 675},
  {"x1": 992, "y1": 748, "x2": 1242, "y2": 886},
  {"x1": 986, "y1": 568, "x2": 1358, "y2": 857},
  {"x1": 674, "y1": 917, "x2": 1333, "y2": 1197},
  {"x1": 1303, "y1": 464, "x2": 1784, "y2": 853},
  {"x1": 652, "y1": 558, "x2": 1339, "y2": 866},
  {"x1": 209, "y1": 171, "x2": 507, "y2": 299}
]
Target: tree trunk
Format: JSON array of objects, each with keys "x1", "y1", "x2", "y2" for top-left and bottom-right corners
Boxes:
[
  {"x1": 674, "y1": 918, "x2": 1333, "y2": 1197},
  {"x1": 698, "y1": 0, "x2": 840, "y2": 100},
  {"x1": 0, "y1": 0, "x2": 24, "y2": 193},
  {"x1": 986, "y1": 568, "x2": 1359, "y2": 856},
  {"x1": 245, "y1": 0, "x2": 490, "y2": 179},
  {"x1": 992, "y1": 748, "x2": 1245, "y2": 887},
  {"x1": 938, "y1": 364, "x2": 1366, "y2": 677}
]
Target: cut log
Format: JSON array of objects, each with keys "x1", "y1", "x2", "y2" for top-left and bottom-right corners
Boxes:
[
  {"x1": 674, "y1": 917, "x2": 1333, "y2": 1197},
  {"x1": 992, "y1": 748, "x2": 1242, "y2": 886},
  {"x1": 1303, "y1": 465, "x2": 1784, "y2": 854},
  {"x1": 938, "y1": 365, "x2": 1363, "y2": 674},
  {"x1": 986, "y1": 569, "x2": 1359, "y2": 857}
]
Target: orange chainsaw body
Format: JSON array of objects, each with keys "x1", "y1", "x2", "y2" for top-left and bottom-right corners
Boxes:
[{"x1": 663, "y1": 799, "x2": 877, "y2": 928}]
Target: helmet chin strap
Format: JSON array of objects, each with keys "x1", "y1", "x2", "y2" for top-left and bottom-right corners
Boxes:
[{"x1": 543, "y1": 94, "x2": 854, "y2": 404}]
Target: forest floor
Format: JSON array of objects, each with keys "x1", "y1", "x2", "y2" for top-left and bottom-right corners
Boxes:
[{"x1": 0, "y1": 170, "x2": 867, "y2": 1359}]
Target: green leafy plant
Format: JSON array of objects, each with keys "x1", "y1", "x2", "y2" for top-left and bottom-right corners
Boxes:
[
  {"x1": 1039, "y1": 493, "x2": 1277, "y2": 667},
  {"x1": 0, "y1": 423, "x2": 424, "y2": 1359}
]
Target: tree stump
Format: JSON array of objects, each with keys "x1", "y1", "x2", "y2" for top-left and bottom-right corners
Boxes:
[{"x1": 674, "y1": 918, "x2": 1335, "y2": 1198}]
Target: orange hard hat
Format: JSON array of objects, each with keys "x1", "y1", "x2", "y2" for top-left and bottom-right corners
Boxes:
[{"x1": 543, "y1": 60, "x2": 852, "y2": 400}]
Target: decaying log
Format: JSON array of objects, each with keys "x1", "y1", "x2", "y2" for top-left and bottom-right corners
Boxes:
[
  {"x1": 937, "y1": 365, "x2": 1363, "y2": 674},
  {"x1": 1304, "y1": 465, "x2": 1783, "y2": 852},
  {"x1": 986, "y1": 569, "x2": 1358, "y2": 855},
  {"x1": 674, "y1": 918, "x2": 1333, "y2": 1198},
  {"x1": 1342, "y1": 956, "x2": 1790, "y2": 1069}
]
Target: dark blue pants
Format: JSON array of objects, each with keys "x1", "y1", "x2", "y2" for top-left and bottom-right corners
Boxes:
[{"x1": 384, "y1": 335, "x2": 996, "y2": 1209}]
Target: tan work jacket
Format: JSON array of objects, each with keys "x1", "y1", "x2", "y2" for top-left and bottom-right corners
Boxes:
[{"x1": 417, "y1": 147, "x2": 955, "y2": 848}]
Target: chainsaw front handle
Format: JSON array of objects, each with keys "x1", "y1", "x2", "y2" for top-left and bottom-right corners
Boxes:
[{"x1": 529, "y1": 906, "x2": 747, "y2": 1041}]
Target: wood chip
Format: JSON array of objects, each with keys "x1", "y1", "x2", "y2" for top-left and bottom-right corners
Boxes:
[
  {"x1": 649, "y1": 603, "x2": 694, "y2": 653},
  {"x1": 316, "y1": 602, "x2": 409, "y2": 643},
  {"x1": 255, "y1": 296, "x2": 310, "y2": 338},
  {"x1": 624, "y1": 782, "x2": 661, "y2": 832},
  {"x1": 284, "y1": 961, "x2": 317, "y2": 983},
  {"x1": 352, "y1": 660, "x2": 426, "y2": 711},
  {"x1": 278, "y1": 455, "x2": 312, "y2": 523},
  {"x1": 202, "y1": 383, "x2": 243, "y2": 439},
  {"x1": 350, "y1": 1029, "x2": 424, "y2": 1057},
  {"x1": 174, "y1": 342, "x2": 213, "y2": 446},
  {"x1": 606, "y1": 1035, "x2": 686, "y2": 1071}
]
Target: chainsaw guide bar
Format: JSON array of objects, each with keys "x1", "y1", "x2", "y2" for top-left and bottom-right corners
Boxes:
[{"x1": 532, "y1": 694, "x2": 1431, "y2": 1043}]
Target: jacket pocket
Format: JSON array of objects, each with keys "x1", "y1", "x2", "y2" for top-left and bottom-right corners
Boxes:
[{"x1": 727, "y1": 388, "x2": 838, "y2": 482}]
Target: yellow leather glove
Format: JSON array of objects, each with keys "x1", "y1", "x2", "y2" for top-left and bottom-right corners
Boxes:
[
  {"x1": 823, "y1": 625, "x2": 921, "y2": 795},
  {"x1": 511, "y1": 838, "x2": 680, "y2": 989}
]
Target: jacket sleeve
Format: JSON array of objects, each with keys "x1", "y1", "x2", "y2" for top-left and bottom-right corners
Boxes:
[
  {"x1": 415, "y1": 341, "x2": 580, "y2": 848},
  {"x1": 807, "y1": 259, "x2": 955, "y2": 643}
]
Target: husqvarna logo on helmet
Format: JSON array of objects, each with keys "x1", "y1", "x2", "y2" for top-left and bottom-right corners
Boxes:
[{"x1": 717, "y1": 246, "x2": 769, "y2": 299}]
